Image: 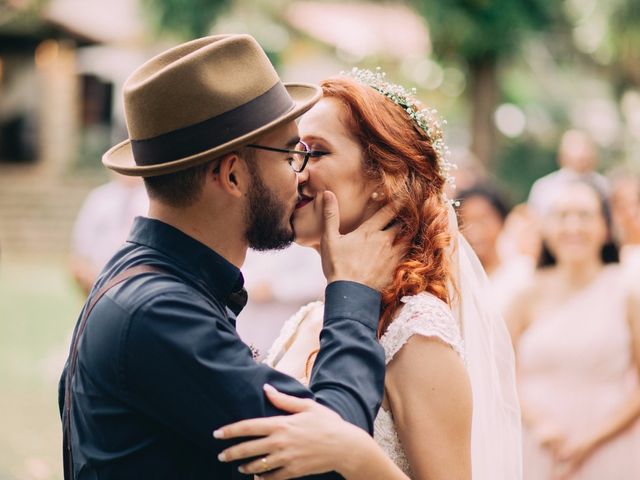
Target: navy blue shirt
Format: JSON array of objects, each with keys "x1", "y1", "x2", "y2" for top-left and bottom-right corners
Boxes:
[{"x1": 59, "y1": 217, "x2": 385, "y2": 479}]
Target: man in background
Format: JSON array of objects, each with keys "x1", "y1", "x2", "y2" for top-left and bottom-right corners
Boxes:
[
  {"x1": 69, "y1": 173, "x2": 147, "y2": 294},
  {"x1": 528, "y1": 129, "x2": 609, "y2": 216}
]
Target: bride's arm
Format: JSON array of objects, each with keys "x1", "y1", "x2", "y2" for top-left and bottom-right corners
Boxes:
[
  {"x1": 386, "y1": 335, "x2": 472, "y2": 480},
  {"x1": 215, "y1": 385, "x2": 411, "y2": 480}
]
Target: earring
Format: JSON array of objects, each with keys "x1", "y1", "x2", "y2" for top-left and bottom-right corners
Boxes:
[{"x1": 371, "y1": 192, "x2": 381, "y2": 200}]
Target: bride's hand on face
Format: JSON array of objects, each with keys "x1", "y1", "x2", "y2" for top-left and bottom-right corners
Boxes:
[{"x1": 215, "y1": 384, "x2": 373, "y2": 480}]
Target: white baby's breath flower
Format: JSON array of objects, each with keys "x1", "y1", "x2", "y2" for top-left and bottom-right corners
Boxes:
[{"x1": 341, "y1": 68, "x2": 456, "y2": 198}]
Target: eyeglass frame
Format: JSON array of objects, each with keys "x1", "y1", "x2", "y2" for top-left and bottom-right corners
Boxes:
[{"x1": 246, "y1": 140, "x2": 329, "y2": 173}]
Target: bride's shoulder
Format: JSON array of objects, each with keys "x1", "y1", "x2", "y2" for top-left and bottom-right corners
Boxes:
[
  {"x1": 263, "y1": 300, "x2": 324, "y2": 366},
  {"x1": 380, "y1": 292, "x2": 464, "y2": 364},
  {"x1": 394, "y1": 292, "x2": 457, "y2": 332},
  {"x1": 280, "y1": 300, "x2": 325, "y2": 337},
  {"x1": 293, "y1": 299, "x2": 325, "y2": 321}
]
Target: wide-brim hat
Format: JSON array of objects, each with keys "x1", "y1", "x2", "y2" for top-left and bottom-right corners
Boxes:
[{"x1": 103, "y1": 34, "x2": 321, "y2": 177}]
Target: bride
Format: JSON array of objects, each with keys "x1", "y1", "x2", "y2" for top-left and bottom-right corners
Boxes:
[{"x1": 215, "y1": 69, "x2": 522, "y2": 479}]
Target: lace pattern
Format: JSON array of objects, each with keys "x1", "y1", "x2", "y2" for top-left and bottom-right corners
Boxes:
[
  {"x1": 373, "y1": 292, "x2": 465, "y2": 477},
  {"x1": 380, "y1": 292, "x2": 465, "y2": 364},
  {"x1": 374, "y1": 408, "x2": 414, "y2": 476},
  {"x1": 263, "y1": 301, "x2": 323, "y2": 367}
]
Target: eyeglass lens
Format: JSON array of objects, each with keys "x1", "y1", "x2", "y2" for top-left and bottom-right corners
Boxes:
[{"x1": 291, "y1": 141, "x2": 310, "y2": 172}]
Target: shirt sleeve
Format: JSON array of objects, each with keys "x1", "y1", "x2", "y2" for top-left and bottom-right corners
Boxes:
[
  {"x1": 309, "y1": 281, "x2": 385, "y2": 430},
  {"x1": 122, "y1": 280, "x2": 384, "y2": 455}
]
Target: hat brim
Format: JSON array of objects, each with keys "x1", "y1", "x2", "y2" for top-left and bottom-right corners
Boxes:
[{"x1": 102, "y1": 83, "x2": 322, "y2": 177}]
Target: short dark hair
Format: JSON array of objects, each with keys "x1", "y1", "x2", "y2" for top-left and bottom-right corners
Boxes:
[
  {"x1": 142, "y1": 148, "x2": 256, "y2": 208},
  {"x1": 538, "y1": 179, "x2": 619, "y2": 267},
  {"x1": 143, "y1": 160, "x2": 214, "y2": 208},
  {"x1": 457, "y1": 183, "x2": 511, "y2": 222}
]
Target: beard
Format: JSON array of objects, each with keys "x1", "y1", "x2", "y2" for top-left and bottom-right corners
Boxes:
[{"x1": 244, "y1": 168, "x2": 294, "y2": 251}]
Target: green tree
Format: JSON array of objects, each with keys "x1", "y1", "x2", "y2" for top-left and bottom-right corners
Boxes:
[
  {"x1": 142, "y1": 0, "x2": 232, "y2": 39},
  {"x1": 609, "y1": 0, "x2": 640, "y2": 92},
  {"x1": 411, "y1": 0, "x2": 564, "y2": 167},
  {"x1": 140, "y1": 0, "x2": 284, "y2": 66}
]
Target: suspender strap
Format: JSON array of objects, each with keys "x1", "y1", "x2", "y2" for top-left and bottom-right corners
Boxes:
[{"x1": 63, "y1": 265, "x2": 165, "y2": 479}]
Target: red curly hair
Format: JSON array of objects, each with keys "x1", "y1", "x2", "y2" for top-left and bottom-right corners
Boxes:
[{"x1": 321, "y1": 77, "x2": 454, "y2": 337}]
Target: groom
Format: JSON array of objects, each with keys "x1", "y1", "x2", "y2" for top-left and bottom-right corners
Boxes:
[{"x1": 59, "y1": 34, "x2": 401, "y2": 479}]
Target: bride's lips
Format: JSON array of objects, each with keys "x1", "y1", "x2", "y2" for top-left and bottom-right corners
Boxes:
[{"x1": 295, "y1": 194, "x2": 314, "y2": 210}]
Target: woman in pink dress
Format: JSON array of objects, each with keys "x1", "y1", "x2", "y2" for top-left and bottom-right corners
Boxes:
[{"x1": 507, "y1": 180, "x2": 640, "y2": 479}]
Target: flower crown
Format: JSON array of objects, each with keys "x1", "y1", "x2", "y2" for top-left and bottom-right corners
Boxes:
[{"x1": 344, "y1": 67, "x2": 456, "y2": 191}]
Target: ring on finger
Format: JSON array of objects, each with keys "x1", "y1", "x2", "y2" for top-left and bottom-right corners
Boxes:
[{"x1": 260, "y1": 456, "x2": 271, "y2": 472}]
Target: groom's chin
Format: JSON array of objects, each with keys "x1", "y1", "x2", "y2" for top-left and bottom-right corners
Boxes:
[{"x1": 247, "y1": 224, "x2": 295, "y2": 251}]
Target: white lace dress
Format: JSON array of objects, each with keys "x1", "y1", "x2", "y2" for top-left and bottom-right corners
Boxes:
[{"x1": 264, "y1": 292, "x2": 466, "y2": 478}]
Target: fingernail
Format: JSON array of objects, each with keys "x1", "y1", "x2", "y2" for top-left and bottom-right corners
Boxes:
[
  {"x1": 263, "y1": 383, "x2": 276, "y2": 393},
  {"x1": 218, "y1": 452, "x2": 227, "y2": 462},
  {"x1": 238, "y1": 466, "x2": 247, "y2": 474},
  {"x1": 213, "y1": 429, "x2": 225, "y2": 439}
]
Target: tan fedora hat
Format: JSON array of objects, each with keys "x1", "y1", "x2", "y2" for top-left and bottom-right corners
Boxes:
[{"x1": 102, "y1": 34, "x2": 321, "y2": 177}]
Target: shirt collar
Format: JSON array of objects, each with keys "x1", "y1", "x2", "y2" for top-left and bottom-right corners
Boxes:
[{"x1": 127, "y1": 217, "x2": 246, "y2": 312}]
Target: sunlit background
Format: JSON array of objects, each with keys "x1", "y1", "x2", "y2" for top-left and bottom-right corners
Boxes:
[{"x1": 0, "y1": 0, "x2": 639, "y2": 478}]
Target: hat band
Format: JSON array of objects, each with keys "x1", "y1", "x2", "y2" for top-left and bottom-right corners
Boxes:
[{"x1": 131, "y1": 82, "x2": 295, "y2": 166}]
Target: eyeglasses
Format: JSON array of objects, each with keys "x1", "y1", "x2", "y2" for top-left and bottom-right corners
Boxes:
[{"x1": 246, "y1": 140, "x2": 328, "y2": 173}]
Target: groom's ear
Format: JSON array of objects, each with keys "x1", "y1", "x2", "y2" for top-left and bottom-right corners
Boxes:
[{"x1": 213, "y1": 152, "x2": 250, "y2": 198}]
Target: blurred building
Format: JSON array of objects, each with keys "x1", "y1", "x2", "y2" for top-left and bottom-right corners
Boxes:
[
  {"x1": 0, "y1": 7, "x2": 97, "y2": 174},
  {"x1": 0, "y1": 5, "x2": 100, "y2": 258},
  {"x1": 0, "y1": 0, "x2": 153, "y2": 258}
]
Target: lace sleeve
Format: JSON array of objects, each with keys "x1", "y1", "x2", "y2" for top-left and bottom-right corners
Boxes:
[
  {"x1": 379, "y1": 292, "x2": 465, "y2": 365},
  {"x1": 263, "y1": 301, "x2": 324, "y2": 367}
]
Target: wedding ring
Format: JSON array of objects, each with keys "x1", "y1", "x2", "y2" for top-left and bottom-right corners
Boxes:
[{"x1": 260, "y1": 456, "x2": 270, "y2": 472}]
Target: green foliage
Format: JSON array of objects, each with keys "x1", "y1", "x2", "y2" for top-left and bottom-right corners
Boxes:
[
  {"x1": 495, "y1": 139, "x2": 557, "y2": 203},
  {"x1": 610, "y1": 0, "x2": 640, "y2": 88},
  {"x1": 142, "y1": 0, "x2": 232, "y2": 39},
  {"x1": 0, "y1": 0, "x2": 52, "y2": 26},
  {"x1": 0, "y1": 258, "x2": 83, "y2": 478},
  {"x1": 412, "y1": 0, "x2": 563, "y2": 62}
]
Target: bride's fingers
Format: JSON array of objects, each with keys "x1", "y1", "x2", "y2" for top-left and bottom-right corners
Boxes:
[
  {"x1": 214, "y1": 416, "x2": 281, "y2": 440},
  {"x1": 218, "y1": 437, "x2": 273, "y2": 463},
  {"x1": 264, "y1": 384, "x2": 316, "y2": 414},
  {"x1": 258, "y1": 467, "x2": 296, "y2": 480},
  {"x1": 237, "y1": 452, "x2": 286, "y2": 476}
]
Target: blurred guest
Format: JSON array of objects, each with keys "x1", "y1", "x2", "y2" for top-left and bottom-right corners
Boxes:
[
  {"x1": 609, "y1": 168, "x2": 640, "y2": 282},
  {"x1": 236, "y1": 244, "x2": 326, "y2": 358},
  {"x1": 528, "y1": 130, "x2": 609, "y2": 216},
  {"x1": 500, "y1": 203, "x2": 543, "y2": 262},
  {"x1": 458, "y1": 184, "x2": 535, "y2": 314},
  {"x1": 70, "y1": 173, "x2": 148, "y2": 294},
  {"x1": 506, "y1": 180, "x2": 640, "y2": 479},
  {"x1": 447, "y1": 147, "x2": 487, "y2": 199}
]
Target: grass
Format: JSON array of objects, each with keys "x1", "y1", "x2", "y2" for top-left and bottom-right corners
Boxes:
[{"x1": 0, "y1": 256, "x2": 84, "y2": 480}]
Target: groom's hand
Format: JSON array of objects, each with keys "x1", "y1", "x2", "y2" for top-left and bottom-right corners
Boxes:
[{"x1": 320, "y1": 190, "x2": 405, "y2": 291}]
